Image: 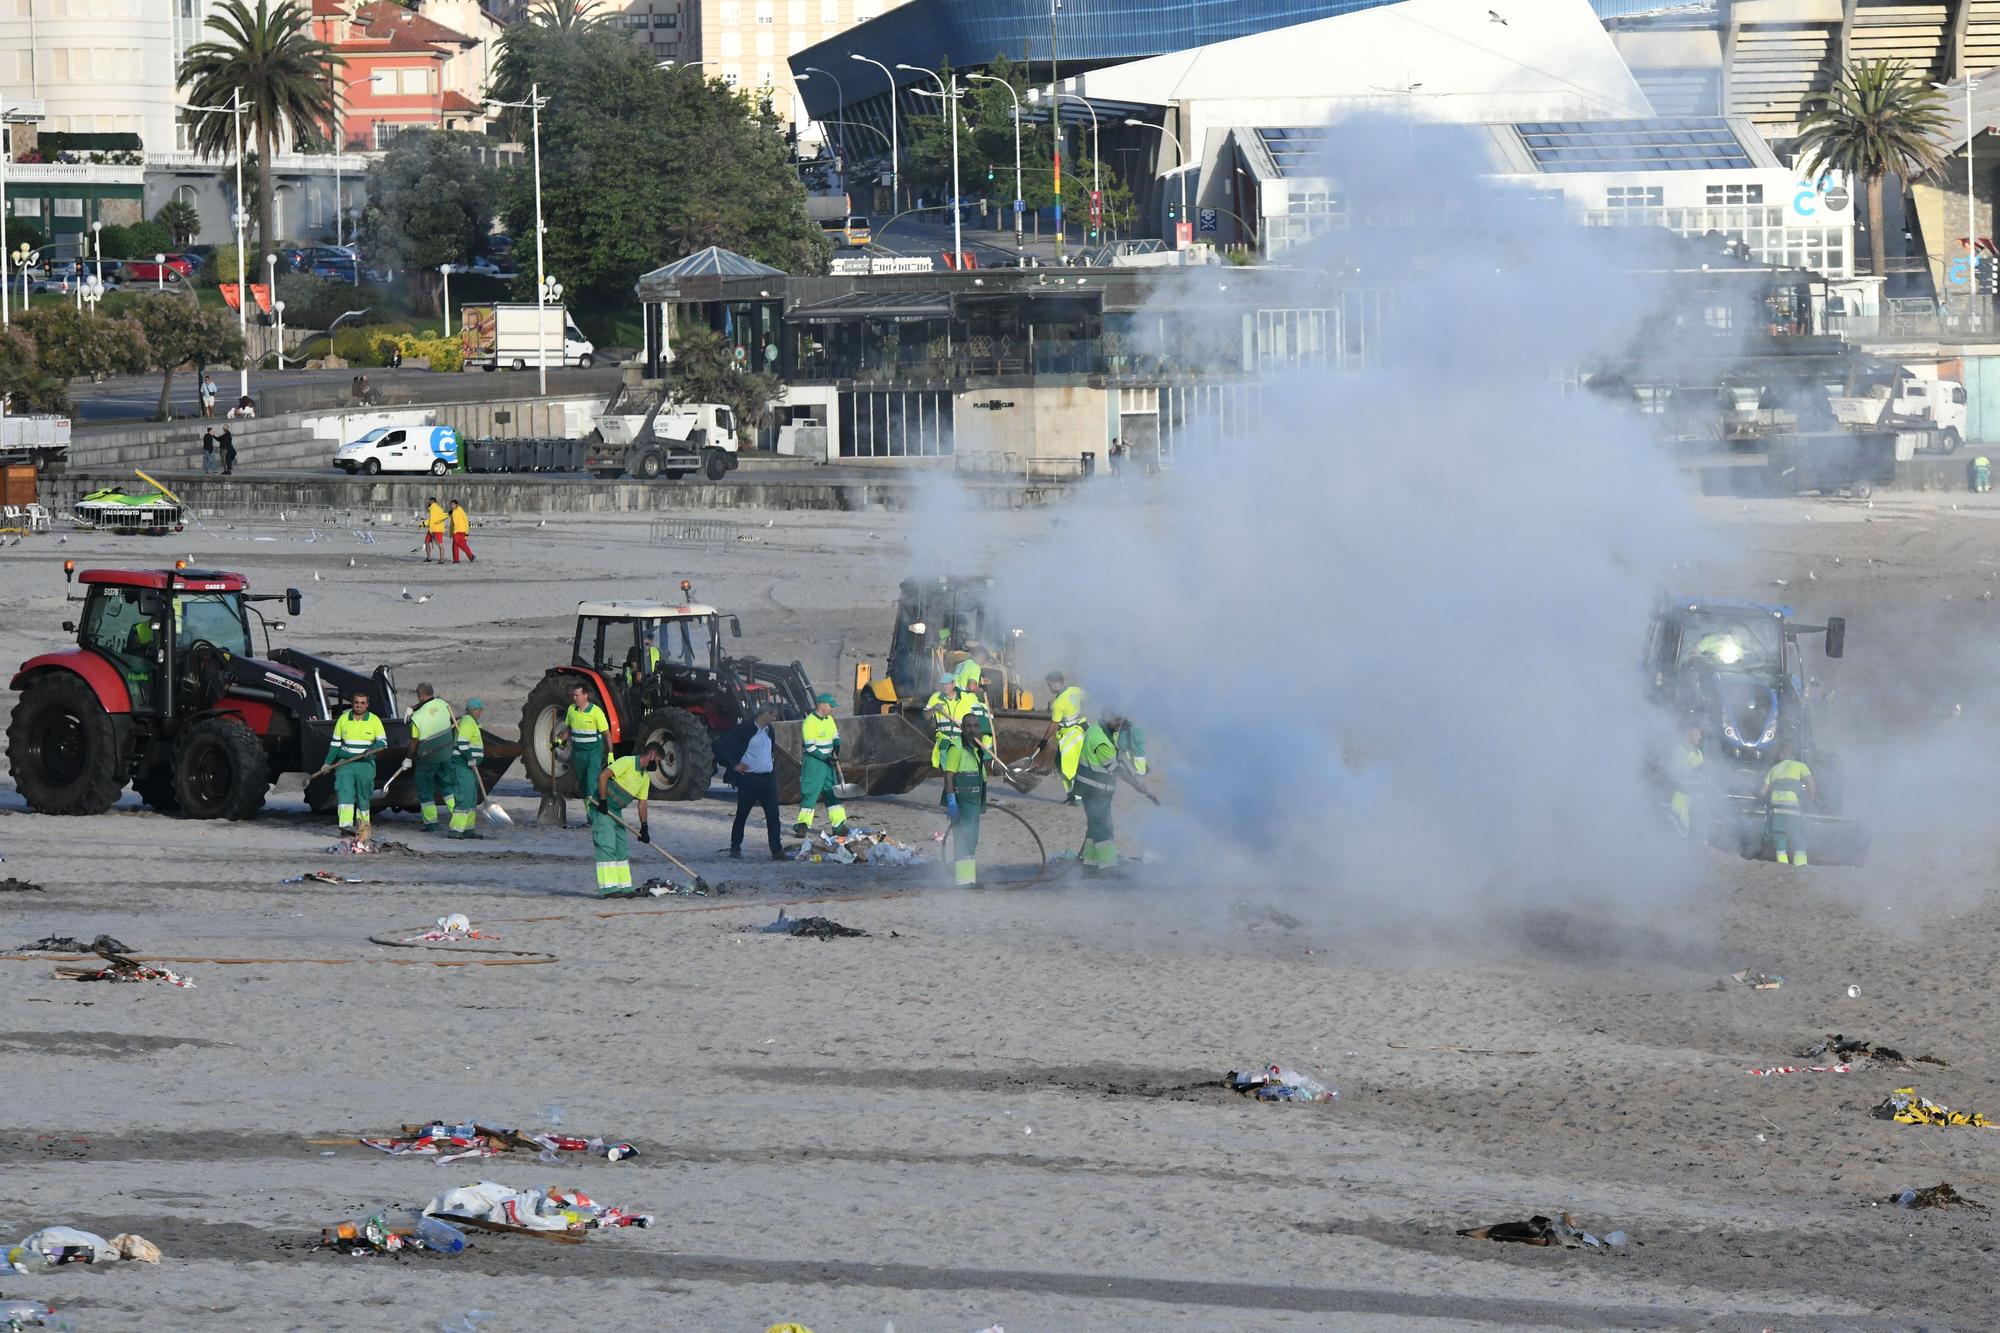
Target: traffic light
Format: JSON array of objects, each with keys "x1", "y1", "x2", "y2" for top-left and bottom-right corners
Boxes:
[{"x1": 986, "y1": 164, "x2": 995, "y2": 182}]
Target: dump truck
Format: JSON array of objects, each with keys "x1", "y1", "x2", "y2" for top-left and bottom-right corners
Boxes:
[{"x1": 1644, "y1": 597, "x2": 1867, "y2": 864}]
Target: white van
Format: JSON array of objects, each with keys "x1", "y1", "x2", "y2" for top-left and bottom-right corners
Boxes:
[{"x1": 335, "y1": 424, "x2": 461, "y2": 475}]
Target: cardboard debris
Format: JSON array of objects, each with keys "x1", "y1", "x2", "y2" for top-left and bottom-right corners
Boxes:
[{"x1": 790, "y1": 828, "x2": 925, "y2": 866}]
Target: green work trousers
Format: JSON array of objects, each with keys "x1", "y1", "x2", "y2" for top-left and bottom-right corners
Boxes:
[
  {"x1": 1074, "y1": 765, "x2": 1118, "y2": 869},
  {"x1": 589, "y1": 790, "x2": 634, "y2": 893},
  {"x1": 335, "y1": 759, "x2": 376, "y2": 832},
  {"x1": 947, "y1": 771, "x2": 985, "y2": 887},
  {"x1": 795, "y1": 754, "x2": 848, "y2": 832},
  {"x1": 1769, "y1": 806, "x2": 1807, "y2": 866},
  {"x1": 449, "y1": 760, "x2": 481, "y2": 834},
  {"x1": 413, "y1": 756, "x2": 453, "y2": 829},
  {"x1": 572, "y1": 741, "x2": 605, "y2": 809}
]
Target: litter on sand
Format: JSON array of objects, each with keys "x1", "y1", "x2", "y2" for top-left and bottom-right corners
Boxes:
[
  {"x1": 1891, "y1": 1183, "x2": 1986, "y2": 1210},
  {"x1": 54, "y1": 954, "x2": 194, "y2": 988},
  {"x1": 13, "y1": 934, "x2": 132, "y2": 955},
  {"x1": 754, "y1": 910, "x2": 867, "y2": 939},
  {"x1": 0, "y1": 878, "x2": 43, "y2": 893},
  {"x1": 1225, "y1": 1065, "x2": 1338, "y2": 1103},
  {"x1": 359, "y1": 1121, "x2": 637, "y2": 1164},
  {"x1": 1457, "y1": 1212, "x2": 1622, "y2": 1250},
  {"x1": 400, "y1": 916, "x2": 498, "y2": 944},
  {"x1": 1747, "y1": 1064, "x2": 1851, "y2": 1076},
  {"x1": 1877, "y1": 1087, "x2": 1996, "y2": 1127},
  {"x1": 1731, "y1": 970, "x2": 1783, "y2": 990},
  {"x1": 597, "y1": 877, "x2": 717, "y2": 899},
  {"x1": 283, "y1": 870, "x2": 366, "y2": 885},
  {"x1": 7, "y1": 1228, "x2": 161, "y2": 1272},
  {"x1": 790, "y1": 828, "x2": 925, "y2": 865},
  {"x1": 424, "y1": 1182, "x2": 653, "y2": 1238},
  {"x1": 1802, "y1": 1034, "x2": 1948, "y2": 1069},
  {"x1": 319, "y1": 1213, "x2": 469, "y2": 1255},
  {"x1": 0, "y1": 1296, "x2": 55, "y2": 1327}
]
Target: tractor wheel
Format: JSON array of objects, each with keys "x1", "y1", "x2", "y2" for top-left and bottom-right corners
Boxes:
[
  {"x1": 703, "y1": 449, "x2": 729, "y2": 481},
  {"x1": 135, "y1": 763, "x2": 181, "y2": 813},
  {"x1": 5, "y1": 672, "x2": 127, "y2": 815},
  {"x1": 519, "y1": 674, "x2": 580, "y2": 798},
  {"x1": 636, "y1": 707, "x2": 714, "y2": 801},
  {"x1": 173, "y1": 716, "x2": 270, "y2": 820}
]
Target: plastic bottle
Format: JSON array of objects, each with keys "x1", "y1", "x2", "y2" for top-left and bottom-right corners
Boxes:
[
  {"x1": 1266, "y1": 1065, "x2": 1338, "y2": 1103},
  {"x1": 417, "y1": 1216, "x2": 469, "y2": 1255}
]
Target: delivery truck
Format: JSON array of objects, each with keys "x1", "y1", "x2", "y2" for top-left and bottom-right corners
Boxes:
[{"x1": 458, "y1": 303, "x2": 597, "y2": 372}]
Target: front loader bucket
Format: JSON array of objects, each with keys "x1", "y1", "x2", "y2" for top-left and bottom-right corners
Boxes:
[
  {"x1": 378, "y1": 730, "x2": 524, "y2": 813},
  {"x1": 767, "y1": 711, "x2": 938, "y2": 803},
  {"x1": 1712, "y1": 797, "x2": 1871, "y2": 867}
]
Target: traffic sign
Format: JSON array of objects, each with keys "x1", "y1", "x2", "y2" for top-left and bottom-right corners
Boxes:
[
  {"x1": 1198, "y1": 208, "x2": 1217, "y2": 232},
  {"x1": 1174, "y1": 221, "x2": 1193, "y2": 248},
  {"x1": 1013, "y1": 198, "x2": 1024, "y2": 214},
  {"x1": 1089, "y1": 188, "x2": 1103, "y2": 228}
]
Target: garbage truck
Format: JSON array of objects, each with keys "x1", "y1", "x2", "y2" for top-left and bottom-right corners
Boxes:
[{"x1": 581, "y1": 381, "x2": 740, "y2": 481}]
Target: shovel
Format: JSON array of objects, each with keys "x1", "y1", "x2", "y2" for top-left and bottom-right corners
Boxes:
[
  {"x1": 613, "y1": 809, "x2": 712, "y2": 893},
  {"x1": 977, "y1": 741, "x2": 1040, "y2": 795},
  {"x1": 311, "y1": 747, "x2": 387, "y2": 778},
  {"x1": 832, "y1": 760, "x2": 864, "y2": 802},
  {"x1": 471, "y1": 764, "x2": 514, "y2": 829}
]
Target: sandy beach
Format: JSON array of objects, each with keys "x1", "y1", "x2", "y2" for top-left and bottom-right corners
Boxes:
[{"x1": 1, "y1": 489, "x2": 1997, "y2": 1331}]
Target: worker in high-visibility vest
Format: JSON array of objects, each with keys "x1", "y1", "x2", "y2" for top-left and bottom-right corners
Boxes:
[
  {"x1": 555, "y1": 681, "x2": 610, "y2": 806},
  {"x1": 923, "y1": 673, "x2": 961, "y2": 769},
  {"x1": 1668, "y1": 725, "x2": 1705, "y2": 839},
  {"x1": 406, "y1": 682, "x2": 456, "y2": 832},
  {"x1": 449, "y1": 698, "x2": 487, "y2": 839},
  {"x1": 318, "y1": 689, "x2": 387, "y2": 839},
  {"x1": 794, "y1": 692, "x2": 849, "y2": 837},
  {"x1": 1037, "y1": 671, "x2": 1088, "y2": 795},
  {"x1": 1072, "y1": 715, "x2": 1125, "y2": 877},
  {"x1": 422, "y1": 497, "x2": 446, "y2": 563},
  {"x1": 1760, "y1": 743, "x2": 1817, "y2": 867},
  {"x1": 588, "y1": 745, "x2": 659, "y2": 895},
  {"x1": 940, "y1": 711, "x2": 991, "y2": 888}
]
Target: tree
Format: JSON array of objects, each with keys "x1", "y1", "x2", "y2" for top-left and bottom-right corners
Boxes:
[
  {"x1": 99, "y1": 221, "x2": 175, "y2": 259},
  {"x1": 14, "y1": 305, "x2": 148, "y2": 409},
  {"x1": 1796, "y1": 59, "x2": 1950, "y2": 281},
  {"x1": 131, "y1": 297, "x2": 246, "y2": 420},
  {"x1": 668, "y1": 327, "x2": 780, "y2": 445},
  {"x1": 495, "y1": 25, "x2": 828, "y2": 301},
  {"x1": 178, "y1": 0, "x2": 340, "y2": 264},
  {"x1": 492, "y1": 0, "x2": 605, "y2": 112},
  {"x1": 359, "y1": 131, "x2": 497, "y2": 315},
  {"x1": 5, "y1": 217, "x2": 48, "y2": 257},
  {"x1": 0, "y1": 326, "x2": 63, "y2": 414},
  {"x1": 155, "y1": 199, "x2": 202, "y2": 248}
]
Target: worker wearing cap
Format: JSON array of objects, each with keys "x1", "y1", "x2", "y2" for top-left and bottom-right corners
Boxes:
[
  {"x1": 1073, "y1": 714, "x2": 1125, "y2": 877},
  {"x1": 320, "y1": 689, "x2": 388, "y2": 839},
  {"x1": 555, "y1": 682, "x2": 610, "y2": 808},
  {"x1": 795, "y1": 692, "x2": 849, "y2": 838},
  {"x1": 1976, "y1": 455, "x2": 1992, "y2": 493},
  {"x1": 941, "y1": 709, "x2": 992, "y2": 888},
  {"x1": 448, "y1": 699, "x2": 487, "y2": 840},
  {"x1": 406, "y1": 682, "x2": 456, "y2": 832},
  {"x1": 1760, "y1": 742, "x2": 1817, "y2": 867},
  {"x1": 588, "y1": 745, "x2": 659, "y2": 895},
  {"x1": 924, "y1": 673, "x2": 962, "y2": 769},
  {"x1": 953, "y1": 659, "x2": 991, "y2": 724},
  {"x1": 1037, "y1": 672, "x2": 1088, "y2": 794},
  {"x1": 422, "y1": 497, "x2": 446, "y2": 563}
]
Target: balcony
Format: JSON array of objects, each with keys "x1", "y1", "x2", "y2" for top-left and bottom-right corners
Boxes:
[
  {"x1": 149, "y1": 149, "x2": 385, "y2": 173},
  {"x1": 4, "y1": 160, "x2": 145, "y2": 185}
]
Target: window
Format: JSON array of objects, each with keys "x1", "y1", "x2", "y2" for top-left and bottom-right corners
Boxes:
[
  {"x1": 373, "y1": 121, "x2": 405, "y2": 149},
  {"x1": 720, "y1": 32, "x2": 741, "y2": 55},
  {"x1": 1605, "y1": 185, "x2": 1662, "y2": 208},
  {"x1": 1705, "y1": 183, "x2": 1764, "y2": 205},
  {"x1": 653, "y1": 12, "x2": 673, "y2": 24},
  {"x1": 719, "y1": 0, "x2": 739, "y2": 21},
  {"x1": 789, "y1": 0, "x2": 805, "y2": 21},
  {"x1": 722, "y1": 66, "x2": 741, "y2": 87},
  {"x1": 759, "y1": 65, "x2": 774, "y2": 86},
  {"x1": 12, "y1": 197, "x2": 41, "y2": 219},
  {"x1": 625, "y1": 13, "x2": 647, "y2": 26},
  {"x1": 53, "y1": 198, "x2": 85, "y2": 217},
  {"x1": 399, "y1": 68, "x2": 431, "y2": 95},
  {"x1": 755, "y1": 0, "x2": 773, "y2": 21},
  {"x1": 856, "y1": 0, "x2": 878, "y2": 15},
  {"x1": 372, "y1": 69, "x2": 396, "y2": 94},
  {"x1": 821, "y1": 0, "x2": 839, "y2": 19},
  {"x1": 755, "y1": 31, "x2": 773, "y2": 56}
]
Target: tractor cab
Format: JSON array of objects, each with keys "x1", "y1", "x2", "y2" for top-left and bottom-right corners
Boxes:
[
  {"x1": 67, "y1": 567, "x2": 294, "y2": 718},
  {"x1": 572, "y1": 596, "x2": 743, "y2": 730},
  {"x1": 863, "y1": 575, "x2": 1035, "y2": 713}
]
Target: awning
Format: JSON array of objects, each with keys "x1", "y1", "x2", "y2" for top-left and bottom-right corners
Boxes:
[{"x1": 785, "y1": 290, "x2": 953, "y2": 324}]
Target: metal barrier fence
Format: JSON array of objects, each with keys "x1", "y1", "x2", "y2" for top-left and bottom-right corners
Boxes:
[{"x1": 647, "y1": 517, "x2": 735, "y2": 546}]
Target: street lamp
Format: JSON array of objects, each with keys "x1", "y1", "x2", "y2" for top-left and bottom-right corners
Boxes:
[
  {"x1": 851, "y1": 54, "x2": 900, "y2": 214},
  {"x1": 79, "y1": 273, "x2": 105, "y2": 315},
  {"x1": 153, "y1": 252, "x2": 167, "y2": 291},
  {"x1": 900, "y1": 63, "x2": 964, "y2": 265},
  {"x1": 89, "y1": 219, "x2": 102, "y2": 285},
  {"x1": 10, "y1": 243, "x2": 30, "y2": 313},
  {"x1": 802, "y1": 66, "x2": 845, "y2": 169},
  {"x1": 440, "y1": 262, "x2": 455, "y2": 338},
  {"x1": 489, "y1": 82, "x2": 551, "y2": 393},
  {"x1": 1060, "y1": 92, "x2": 1100, "y2": 240},
  {"x1": 968, "y1": 74, "x2": 1024, "y2": 256},
  {"x1": 273, "y1": 299, "x2": 286, "y2": 368},
  {"x1": 1125, "y1": 118, "x2": 1188, "y2": 250},
  {"x1": 182, "y1": 89, "x2": 250, "y2": 397},
  {"x1": 540, "y1": 274, "x2": 564, "y2": 382},
  {"x1": 2, "y1": 100, "x2": 48, "y2": 328}
]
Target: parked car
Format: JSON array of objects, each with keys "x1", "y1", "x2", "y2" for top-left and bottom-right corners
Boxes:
[
  {"x1": 122, "y1": 255, "x2": 195, "y2": 283},
  {"x1": 310, "y1": 256, "x2": 360, "y2": 284},
  {"x1": 288, "y1": 244, "x2": 357, "y2": 273},
  {"x1": 466, "y1": 256, "x2": 518, "y2": 279}
]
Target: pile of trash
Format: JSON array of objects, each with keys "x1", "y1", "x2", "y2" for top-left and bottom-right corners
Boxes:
[
  {"x1": 598, "y1": 877, "x2": 717, "y2": 900},
  {"x1": 1877, "y1": 1087, "x2": 1995, "y2": 1127},
  {"x1": 320, "y1": 1213, "x2": 475, "y2": 1256},
  {"x1": 1890, "y1": 1182, "x2": 1986, "y2": 1210},
  {"x1": 0, "y1": 877, "x2": 43, "y2": 894},
  {"x1": 1457, "y1": 1212, "x2": 1627, "y2": 1250},
  {"x1": 400, "y1": 915, "x2": 497, "y2": 944},
  {"x1": 282, "y1": 870, "x2": 365, "y2": 885},
  {"x1": 425, "y1": 1183, "x2": 652, "y2": 1237},
  {"x1": 10, "y1": 935, "x2": 193, "y2": 988},
  {"x1": 0, "y1": 1296, "x2": 57, "y2": 1328},
  {"x1": 1224, "y1": 1064, "x2": 1338, "y2": 1104},
  {"x1": 7, "y1": 1228, "x2": 161, "y2": 1273},
  {"x1": 360, "y1": 1121, "x2": 638, "y2": 1165},
  {"x1": 1803, "y1": 1033, "x2": 1948, "y2": 1069},
  {"x1": 755, "y1": 909, "x2": 867, "y2": 940},
  {"x1": 791, "y1": 827, "x2": 925, "y2": 866}
]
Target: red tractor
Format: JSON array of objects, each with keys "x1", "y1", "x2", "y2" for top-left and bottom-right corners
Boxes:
[{"x1": 9, "y1": 564, "x2": 423, "y2": 819}]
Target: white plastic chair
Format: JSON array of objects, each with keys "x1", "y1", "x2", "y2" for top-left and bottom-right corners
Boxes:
[{"x1": 25, "y1": 503, "x2": 52, "y2": 533}]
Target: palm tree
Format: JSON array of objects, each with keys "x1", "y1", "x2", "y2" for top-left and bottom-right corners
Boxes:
[
  {"x1": 528, "y1": 0, "x2": 605, "y2": 32},
  {"x1": 491, "y1": 0, "x2": 605, "y2": 110},
  {"x1": 177, "y1": 0, "x2": 341, "y2": 263},
  {"x1": 1794, "y1": 59, "x2": 1950, "y2": 281}
]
